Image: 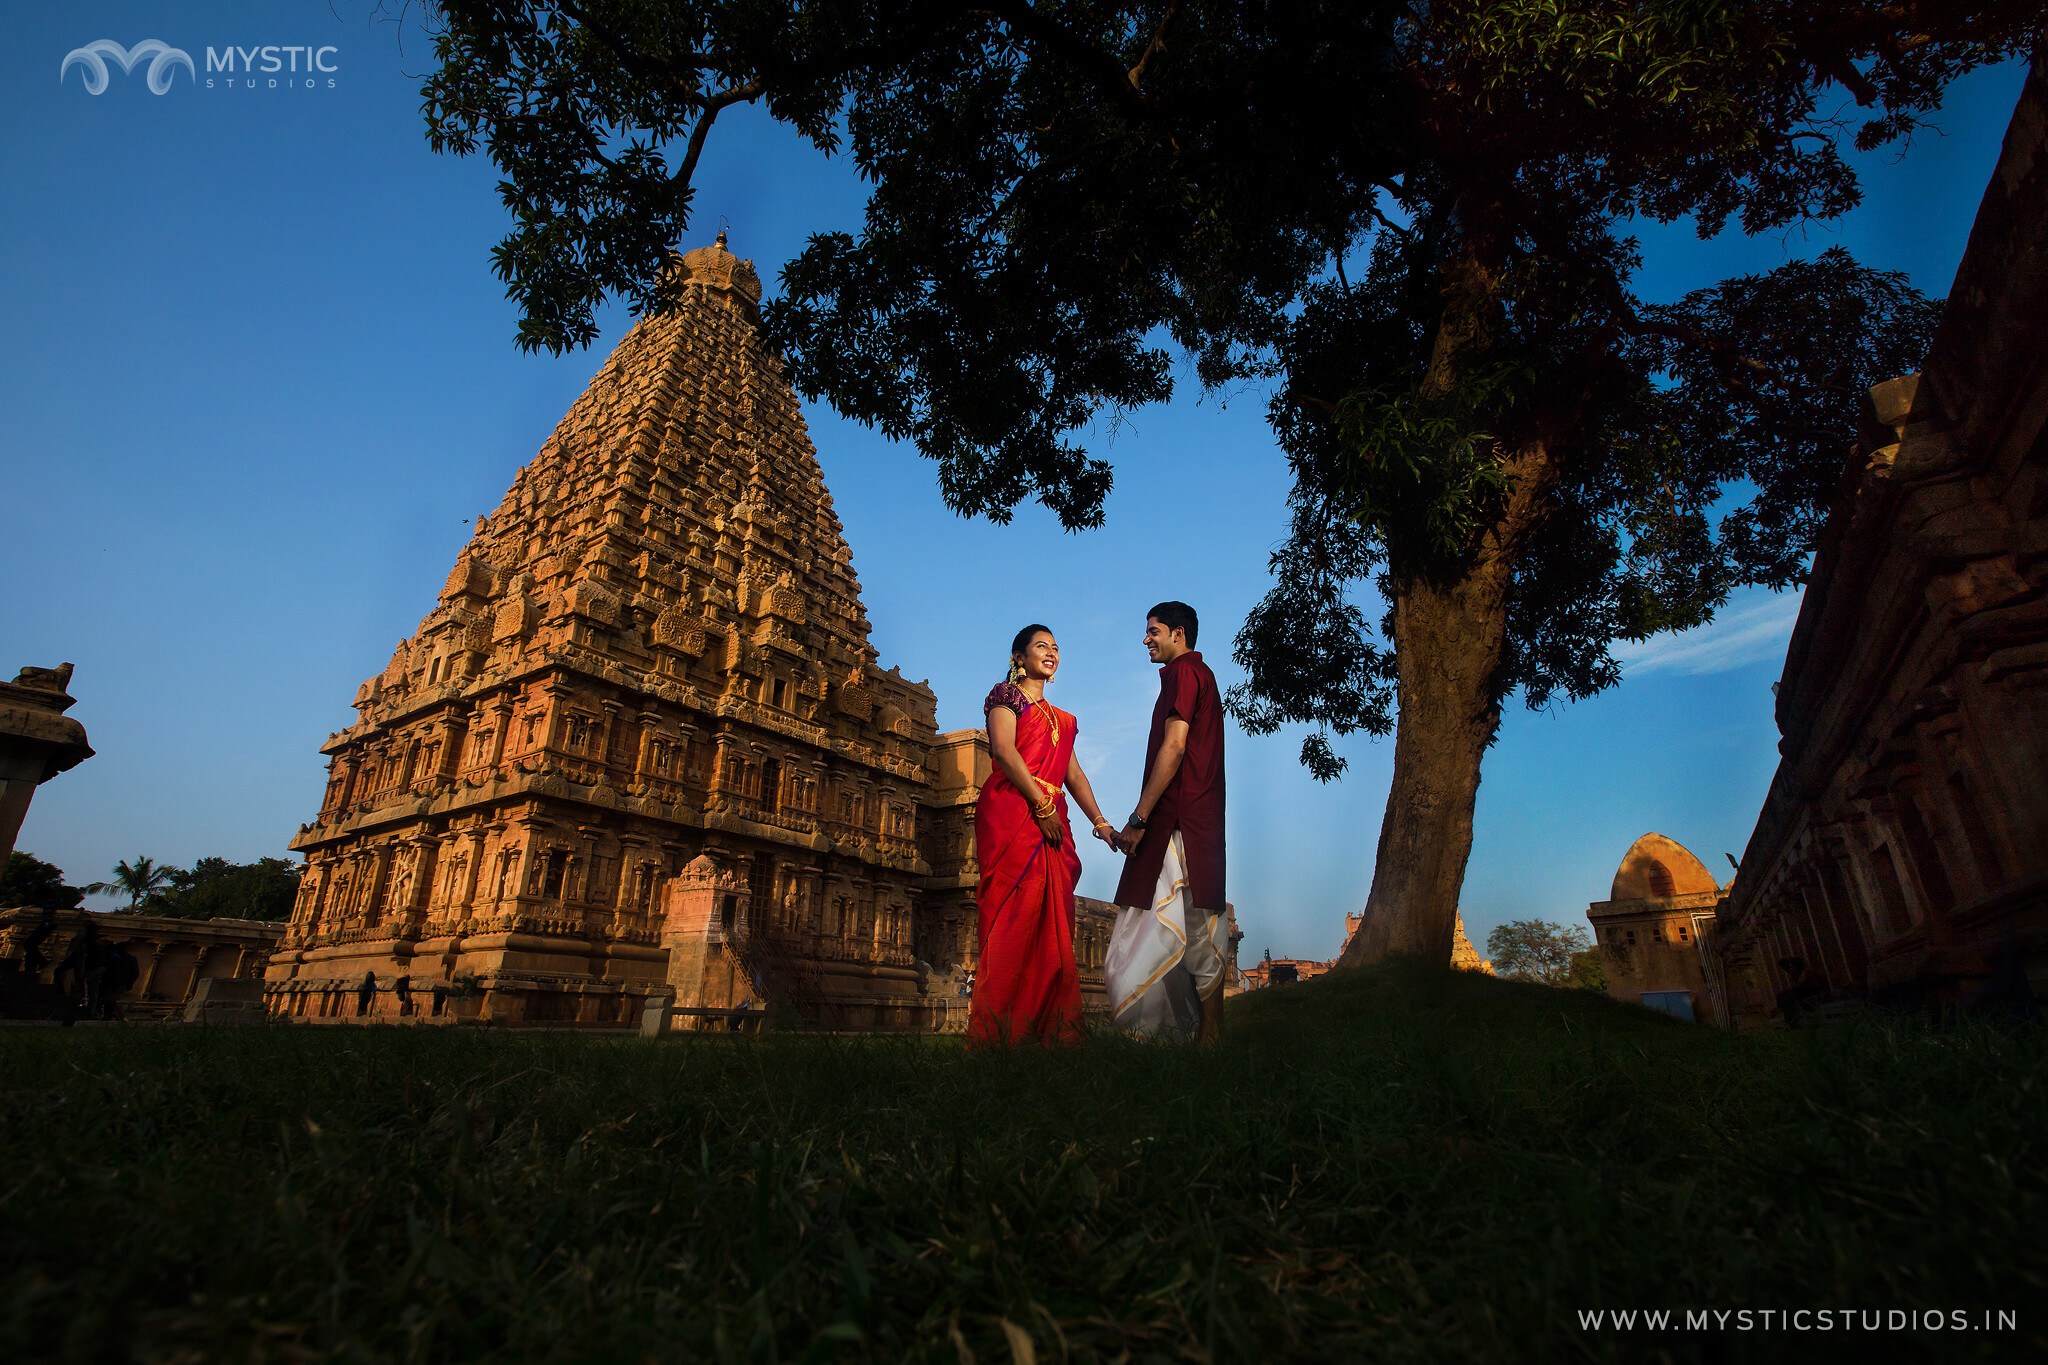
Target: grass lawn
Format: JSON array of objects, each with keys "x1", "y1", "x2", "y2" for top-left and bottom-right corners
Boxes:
[{"x1": 2, "y1": 962, "x2": 2041, "y2": 1363}]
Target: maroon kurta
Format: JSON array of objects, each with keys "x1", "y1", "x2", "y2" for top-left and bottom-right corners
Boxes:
[{"x1": 1113, "y1": 650, "x2": 1226, "y2": 911}]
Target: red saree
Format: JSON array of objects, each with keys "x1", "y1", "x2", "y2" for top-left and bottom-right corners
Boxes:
[{"x1": 968, "y1": 685, "x2": 1084, "y2": 1047}]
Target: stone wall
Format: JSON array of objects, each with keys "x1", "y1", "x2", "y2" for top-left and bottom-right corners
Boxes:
[
  {"x1": 1, "y1": 906, "x2": 281, "y2": 1019},
  {"x1": 1717, "y1": 58, "x2": 2048, "y2": 1020}
]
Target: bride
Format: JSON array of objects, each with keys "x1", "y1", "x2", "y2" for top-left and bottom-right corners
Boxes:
[{"x1": 968, "y1": 625, "x2": 1118, "y2": 1046}]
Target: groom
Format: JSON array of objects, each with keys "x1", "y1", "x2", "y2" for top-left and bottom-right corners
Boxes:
[{"x1": 1114, "y1": 601, "x2": 1228, "y2": 1043}]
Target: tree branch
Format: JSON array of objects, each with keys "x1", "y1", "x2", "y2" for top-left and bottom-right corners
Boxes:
[
  {"x1": 1127, "y1": 0, "x2": 1185, "y2": 91},
  {"x1": 554, "y1": 0, "x2": 713, "y2": 86},
  {"x1": 670, "y1": 80, "x2": 766, "y2": 190},
  {"x1": 974, "y1": 1, "x2": 1151, "y2": 115}
]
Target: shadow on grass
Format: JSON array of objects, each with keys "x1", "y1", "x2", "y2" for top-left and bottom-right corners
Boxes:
[{"x1": 2, "y1": 961, "x2": 2040, "y2": 1362}]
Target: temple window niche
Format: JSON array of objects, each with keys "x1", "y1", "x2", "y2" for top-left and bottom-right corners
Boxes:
[
  {"x1": 1868, "y1": 845, "x2": 1915, "y2": 935},
  {"x1": 1893, "y1": 790, "x2": 1955, "y2": 912},
  {"x1": 1947, "y1": 771, "x2": 2007, "y2": 887}
]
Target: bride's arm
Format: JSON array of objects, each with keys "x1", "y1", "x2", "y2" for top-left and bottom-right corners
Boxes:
[
  {"x1": 990, "y1": 706, "x2": 1063, "y2": 845},
  {"x1": 1064, "y1": 751, "x2": 1115, "y2": 840}
]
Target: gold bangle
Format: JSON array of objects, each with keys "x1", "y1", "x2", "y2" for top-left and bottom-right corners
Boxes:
[
  {"x1": 1092, "y1": 820, "x2": 1113, "y2": 831},
  {"x1": 1033, "y1": 798, "x2": 1057, "y2": 819}
]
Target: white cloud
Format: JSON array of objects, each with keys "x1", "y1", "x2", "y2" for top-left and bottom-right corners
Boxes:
[{"x1": 1614, "y1": 589, "x2": 1804, "y2": 677}]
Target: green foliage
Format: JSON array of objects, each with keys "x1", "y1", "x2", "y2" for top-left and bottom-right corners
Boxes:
[
  {"x1": 0, "y1": 852, "x2": 84, "y2": 912},
  {"x1": 425, "y1": 0, "x2": 1405, "y2": 528},
  {"x1": 83, "y1": 855, "x2": 302, "y2": 920},
  {"x1": 147, "y1": 857, "x2": 303, "y2": 922},
  {"x1": 3, "y1": 966, "x2": 2045, "y2": 1360},
  {"x1": 1568, "y1": 947, "x2": 1608, "y2": 992},
  {"x1": 1485, "y1": 918, "x2": 1594, "y2": 986},
  {"x1": 83, "y1": 855, "x2": 176, "y2": 910}
]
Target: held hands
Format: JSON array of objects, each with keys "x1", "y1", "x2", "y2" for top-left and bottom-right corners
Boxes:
[{"x1": 1093, "y1": 816, "x2": 1142, "y2": 855}]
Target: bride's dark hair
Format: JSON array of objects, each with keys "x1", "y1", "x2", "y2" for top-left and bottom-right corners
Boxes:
[{"x1": 1010, "y1": 624, "x2": 1054, "y2": 661}]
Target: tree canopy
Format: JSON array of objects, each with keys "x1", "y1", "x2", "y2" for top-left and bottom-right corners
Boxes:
[
  {"x1": 0, "y1": 852, "x2": 86, "y2": 913},
  {"x1": 1485, "y1": 918, "x2": 1592, "y2": 987},
  {"x1": 422, "y1": 0, "x2": 2040, "y2": 963},
  {"x1": 83, "y1": 855, "x2": 302, "y2": 921},
  {"x1": 148, "y1": 857, "x2": 303, "y2": 922}
]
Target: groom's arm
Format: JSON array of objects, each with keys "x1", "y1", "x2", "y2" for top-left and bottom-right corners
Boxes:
[{"x1": 1118, "y1": 717, "x2": 1188, "y2": 851}]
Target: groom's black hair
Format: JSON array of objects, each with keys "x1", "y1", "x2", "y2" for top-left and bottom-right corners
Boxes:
[{"x1": 1147, "y1": 601, "x2": 1198, "y2": 648}]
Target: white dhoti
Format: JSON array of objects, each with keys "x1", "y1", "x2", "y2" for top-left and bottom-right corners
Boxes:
[{"x1": 1103, "y1": 831, "x2": 1229, "y2": 1039}]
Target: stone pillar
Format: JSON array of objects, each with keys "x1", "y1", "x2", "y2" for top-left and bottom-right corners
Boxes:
[
  {"x1": 336, "y1": 751, "x2": 363, "y2": 808},
  {"x1": 614, "y1": 835, "x2": 649, "y2": 919},
  {"x1": 679, "y1": 722, "x2": 703, "y2": 785},
  {"x1": 0, "y1": 664, "x2": 93, "y2": 863},
  {"x1": 487, "y1": 697, "x2": 514, "y2": 769},
  {"x1": 632, "y1": 712, "x2": 657, "y2": 778},
  {"x1": 710, "y1": 735, "x2": 735, "y2": 797},
  {"x1": 458, "y1": 824, "x2": 486, "y2": 911},
  {"x1": 362, "y1": 845, "x2": 395, "y2": 927},
  {"x1": 134, "y1": 944, "x2": 162, "y2": 998},
  {"x1": 600, "y1": 699, "x2": 624, "y2": 774},
  {"x1": 435, "y1": 708, "x2": 469, "y2": 782}
]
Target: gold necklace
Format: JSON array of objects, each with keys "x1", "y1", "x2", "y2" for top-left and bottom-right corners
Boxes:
[{"x1": 1033, "y1": 697, "x2": 1059, "y2": 748}]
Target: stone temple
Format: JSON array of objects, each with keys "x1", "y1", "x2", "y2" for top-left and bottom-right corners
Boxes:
[{"x1": 264, "y1": 235, "x2": 990, "y2": 1028}]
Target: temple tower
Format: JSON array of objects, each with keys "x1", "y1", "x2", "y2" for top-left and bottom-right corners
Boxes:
[{"x1": 266, "y1": 235, "x2": 964, "y2": 1028}]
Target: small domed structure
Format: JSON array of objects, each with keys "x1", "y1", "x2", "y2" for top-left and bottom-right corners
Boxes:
[
  {"x1": 676, "y1": 230, "x2": 762, "y2": 311},
  {"x1": 1589, "y1": 833, "x2": 1725, "y2": 1025},
  {"x1": 1610, "y1": 832, "x2": 1718, "y2": 902}
]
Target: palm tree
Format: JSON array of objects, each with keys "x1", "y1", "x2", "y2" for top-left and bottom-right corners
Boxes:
[{"x1": 84, "y1": 856, "x2": 177, "y2": 910}]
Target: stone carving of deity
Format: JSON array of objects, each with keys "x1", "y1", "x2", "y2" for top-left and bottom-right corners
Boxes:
[{"x1": 390, "y1": 847, "x2": 417, "y2": 910}]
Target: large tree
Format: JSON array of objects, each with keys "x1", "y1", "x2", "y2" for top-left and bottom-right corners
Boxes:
[
  {"x1": 150, "y1": 857, "x2": 304, "y2": 922},
  {"x1": 1485, "y1": 918, "x2": 1591, "y2": 987},
  {"x1": 422, "y1": 1, "x2": 2037, "y2": 965},
  {"x1": 0, "y1": 852, "x2": 86, "y2": 913}
]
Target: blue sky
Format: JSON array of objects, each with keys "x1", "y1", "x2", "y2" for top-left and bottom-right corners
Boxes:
[{"x1": 0, "y1": 3, "x2": 2026, "y2": 961}]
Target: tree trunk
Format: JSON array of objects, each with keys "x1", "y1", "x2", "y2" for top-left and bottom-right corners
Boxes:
[{"x1": 1338, "y1": 441, "x2": 1559, "y2": 967}]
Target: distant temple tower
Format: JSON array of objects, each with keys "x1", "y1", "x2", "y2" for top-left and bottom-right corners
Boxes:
[{"x1": 265, "y1": 235, "x2": 976, "y2": 1027}]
